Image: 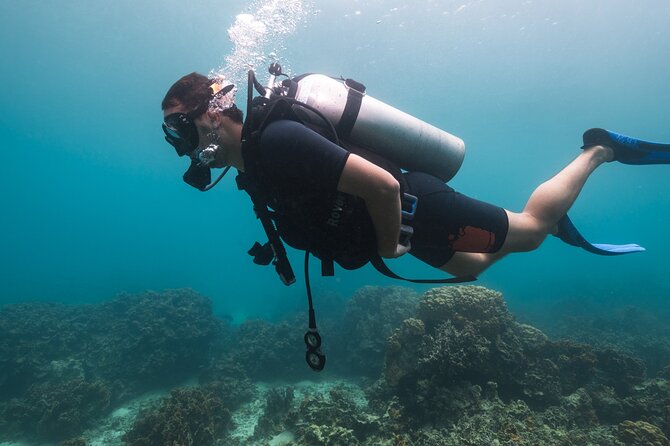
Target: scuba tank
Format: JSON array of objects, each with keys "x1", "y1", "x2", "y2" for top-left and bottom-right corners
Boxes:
[{"x1": 264, "y1": 70, "x2": 465, "y2": 182}]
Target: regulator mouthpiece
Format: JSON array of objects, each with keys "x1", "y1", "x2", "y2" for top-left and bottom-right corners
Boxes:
[{"x1": 197, "y1": 144, "x2": 219, "y2": 166}]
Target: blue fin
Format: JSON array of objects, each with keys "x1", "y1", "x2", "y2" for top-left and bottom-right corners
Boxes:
[
  {"x1": 554, "y1": 214, "x2": 645, "y2": 256},
  {"x1": 583, "y1": 128, "x2": 670, "y2": 165}
]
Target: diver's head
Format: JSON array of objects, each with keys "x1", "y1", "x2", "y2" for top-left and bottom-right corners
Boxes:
[{"x1": 161, "y1": 72, "x2": 243, "y2": 168}]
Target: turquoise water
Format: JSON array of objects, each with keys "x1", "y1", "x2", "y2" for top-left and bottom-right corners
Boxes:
[{"x1": 2, "y1": 0, "x2": 670, "y2": 320}]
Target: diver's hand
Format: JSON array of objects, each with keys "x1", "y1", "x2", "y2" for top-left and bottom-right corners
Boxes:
[{"x1": 380, "y1": 226, "x2": 413, "y2": 258}]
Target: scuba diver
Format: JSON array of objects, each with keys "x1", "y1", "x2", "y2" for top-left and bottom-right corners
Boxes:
[{"x1": 161, "y1": 66, "x2": 669, "y2": 370}]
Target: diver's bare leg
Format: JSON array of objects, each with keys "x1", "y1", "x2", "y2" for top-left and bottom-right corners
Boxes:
[{"x1": 439, "y1": 145, "x2": 613, "y2": 277}]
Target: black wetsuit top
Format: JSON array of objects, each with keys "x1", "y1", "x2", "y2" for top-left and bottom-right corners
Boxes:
[
  {"x1": 253, "y1": 120, "x2": 351, "y2": 198},
  {"x1": 243, "y1": 120, "x2": 376, "y2": 268}
]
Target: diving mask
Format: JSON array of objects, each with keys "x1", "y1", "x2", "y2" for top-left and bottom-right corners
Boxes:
[
  {"x1": 162, "y1": 110, "x2": 203, "y2": 157},
  {"x1": 162, "y1": 82, "x2": 236, "y2": 157}
]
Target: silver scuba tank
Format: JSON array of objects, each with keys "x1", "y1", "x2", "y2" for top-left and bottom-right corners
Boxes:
[{"x1": 286, "y1": 74, "x2": 465, "y2": 182}]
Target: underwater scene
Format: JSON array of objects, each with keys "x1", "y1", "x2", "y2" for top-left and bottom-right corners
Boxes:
[{"x1": 1, "y1": 0, "x2": 670, "y2": 444}]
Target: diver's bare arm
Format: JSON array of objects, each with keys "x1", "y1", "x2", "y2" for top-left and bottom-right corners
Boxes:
[{"x1": 337, "y1": 154, "x2": 402, "y2": 258}]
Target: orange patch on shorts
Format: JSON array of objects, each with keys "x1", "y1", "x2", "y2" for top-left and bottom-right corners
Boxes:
[{"x1": 449, "y1": 226, "x2": 496, "y2": 252}]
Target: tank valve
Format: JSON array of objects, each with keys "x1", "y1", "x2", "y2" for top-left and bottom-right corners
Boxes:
[
  {"x1": 269, "y1": 62, "x2": 283, "y2": 76},
  {"x1": 265, "y1": 63, "x2": 284, "y2": 98}
]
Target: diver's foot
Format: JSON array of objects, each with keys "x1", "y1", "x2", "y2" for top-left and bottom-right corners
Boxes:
[
  {"x1": 582, "y1": 128, "x2": 670, "y2": 165},
  {"x1": 582, "y1": 143, "x2": 614, "y2": 163}
]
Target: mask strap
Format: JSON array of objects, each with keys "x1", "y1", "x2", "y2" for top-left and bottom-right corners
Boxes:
[{"x1": 210, "y1": 82, "x2": 235, "y2": 97}]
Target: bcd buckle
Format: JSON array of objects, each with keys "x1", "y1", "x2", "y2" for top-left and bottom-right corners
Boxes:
[{"x1": 401, "y1": 193, "x2": 418, "y2": 221}]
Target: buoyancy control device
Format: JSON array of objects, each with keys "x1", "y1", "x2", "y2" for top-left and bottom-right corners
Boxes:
[{"x1": 237, "y1": 64, "x2": 475, "y2": 373}]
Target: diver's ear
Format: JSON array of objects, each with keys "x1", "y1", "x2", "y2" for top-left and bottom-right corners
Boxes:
[
  {"x1": 205, "y1": 109, "x2": 218, "y2": 121},
  {"x1": 204, "y1": 109, "x2": 224, "y2": 127}
]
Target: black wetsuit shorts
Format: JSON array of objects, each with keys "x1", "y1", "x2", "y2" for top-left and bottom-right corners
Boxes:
[{"x1": 404, "y1": 171, "x2": 509, "y2": 267}]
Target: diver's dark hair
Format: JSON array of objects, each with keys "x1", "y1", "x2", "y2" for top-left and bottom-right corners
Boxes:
[{"x1": 162, "y1": 72, "x2": 243, "y2": 124}]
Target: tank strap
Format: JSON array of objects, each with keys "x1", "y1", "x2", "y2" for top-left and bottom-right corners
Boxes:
[{"x1": 337, "y1": 79, "x2": 366, "y2": 139}]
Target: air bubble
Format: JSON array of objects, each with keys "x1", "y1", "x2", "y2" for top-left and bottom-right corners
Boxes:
[{"x1": 211, "y1": 0, "x2": 314, "y2": 86}]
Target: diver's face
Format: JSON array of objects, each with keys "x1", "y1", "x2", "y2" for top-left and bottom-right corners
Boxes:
[{"x1": 163, "y1": 105, "x2": 225, "y2": 167}]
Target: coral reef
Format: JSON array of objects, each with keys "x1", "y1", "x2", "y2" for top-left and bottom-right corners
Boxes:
[
  {"x1": 617, "y1": 420, "x2": 669, "y2": 446},
  {"x1": 253, "y1": 386, "x2": 295, "y2": 439},
  {"x1": 122, "y1": 386, "x2": 231, "y2": 446},
  {"x1": 376, "y1": 286, "x2": 648, "y2": 422},
  {"x1": 88, "y1": 289, "x2": 224, "y2": 398},
  {"x1": 219, "y1": 380, "x2": 389, "y2": 446},
  {"x1": 289, "y1": 383, "x2": 384, "y2": 446},
  {"x1": 199, "y1": 358, "x2": 256, "y2": 410},
  {"x1": 0, "y1": 289, "x2": 222, "y2": 401},
  {"x1": 0, "y1": 302, "x2": 84, "y2": 399},
  {"x1": 59, "y1": 438, "x2": 88, "y2": 446},
  {"x1": 134, "y1": 286, "x2": 670, "y2": 444},
  {"x1": 228, "y1": 314, "x2": 316, "y2": 382},
  {"x1": 381, "y1": 289, "x2": 524, "y2": 412},
  {"x1": 332, "y1": 286, "x2": 420, "y2": 377},
  {"x1": 591, "y1": 377, "x2": 670, "y2": 436},
  {"x1": 539, "y1": 301, "x2": 670, "y2": 376},
  {"x1": 0, "y1": 289, "x2": 225, "y2": 443},
  {"x1": 406, "y1": 388, "x2": 622, "y2": 446},
  {"x1": 1, "y1": 377, "x2": 110, "y2": 441},
  {"x1": 3, "y1": 284, "x2": 670, "y2": 445},
  {"x1": 203, "y1": 285, "x2": 419, "y2": 383}
]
